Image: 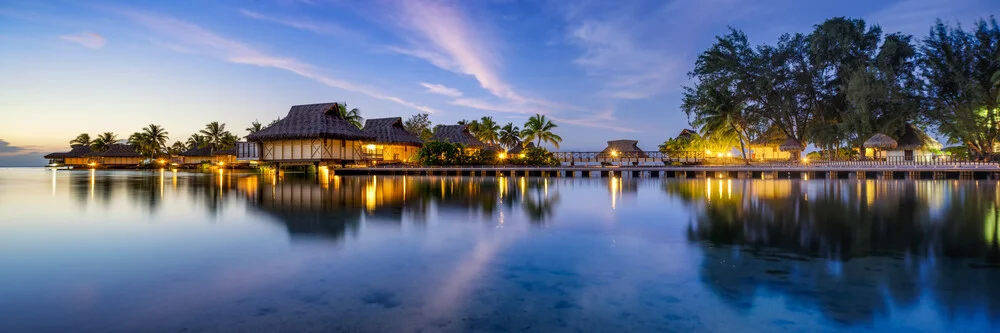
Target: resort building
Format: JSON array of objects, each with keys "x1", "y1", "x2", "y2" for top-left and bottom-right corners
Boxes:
[
  {"x1": 213, "y1": 147, "x2": 238, "y2": 166},
  {"x1": 598, "y1": 140, "x2": 649, "y2": 158},
  {"x1": 887, "y1": 124, "x2": 942, "y2": 161},
  {"x1": 507, "y1": 142, "x2": 535, "y2": 156},
  {"x1": 44, "y1": 145, "x2": 92, "y2": 167},
  {"x1": 245, "y1": 103, "x2": 376, "y2": 166},
  {"x1": 748, "y1": 126, "x2": 792, "y2": 160},
  {"x1": 177, "y1": 147, "x2": 215, "y2": 165},
  {"x1": 779, "y1": 139, "x2": 806, "y2": 161},
  {"x1": 85, "y1": 144, "x2": 142, "y2": 167},
  {"x1": 361, "y1": 117, "x2": 424, "y2": 164},
  {"x1": 430, "y1": 124, "x2": 485, "y2": 151}
]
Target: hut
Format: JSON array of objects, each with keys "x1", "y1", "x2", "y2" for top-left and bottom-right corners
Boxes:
[
  {"x1": 246, "y1": 103, "x2": 376, "y2": 165},
  {"x1": 44, "y1": 145, "x2": 92, "y2": 167},
  {"x1": 888, "y1": 124, "x2": 942, "y2": 161},
  {"x1": 430, "y1": 124, "x2": 485, "y2": 151},
  {"x1": 748, "y1": 126, "x2": 792, "y2": 160},
  {"x1": 507, "y1": 142, "x2": 535, "y2": 156},
  {"x1": 212, "y1": 147, "x2": 238, "y2": 166},
  {"x1": 361, "y1": 117, "x2": 424, "y2": 163},
  {"x1": 86, "y1": 144, "x2": 142, "y2": 167},
  {"x1": 778, "y1": 138, "x2": 805, "y2": 161},
  {"x1": 863, "y1": 133, "x2": 897, "y2": 160},
  {"x1": 598, "y1": 140, "x2": 648, "y2": 158},
  {"x1": 177, "y1": 146, "x2": 215, "y2": 165},
  {"x1": 676, "y1": 129, "x2": 699, "y2": 140}
]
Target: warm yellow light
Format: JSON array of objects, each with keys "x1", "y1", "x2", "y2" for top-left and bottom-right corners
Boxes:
[
  {"x1": 705, "y1": 150, "x2": 711, "y2": 155},
  {"x1": 498, "y1": 152, "x2": 507, "y2": 159},
  {"x1": 519, "y1": 153, "x2": 525, "y2": 158},
  {"x1": 88, "y1": 162, "x2": 97, "y2": 167},
  {"x1": 217, "y1": 162, "x2": 225, "y2": 166},
  {"x1": 801, "y1": 157, "x2": 809, "y2": 163},
  {"x1": 366, "y1": 144, "x2": 376, "y2": 151},
  {"x1": 171, "y1": 162, "x2": 179, "y2": 166},
  {"x1": 611, "y1": 151, "x2": 619, "y2": 157},
  {"x1": 725, "y1": 152, "x2": 732, "y2": 157}
]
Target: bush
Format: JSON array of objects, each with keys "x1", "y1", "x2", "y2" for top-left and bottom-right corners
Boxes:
[
  {"x1": 416, "y1": 141, "x2": 463, "y2": 166},
  {"x1": 507, "y1": 147, "x2": 559, "y2": 166}
]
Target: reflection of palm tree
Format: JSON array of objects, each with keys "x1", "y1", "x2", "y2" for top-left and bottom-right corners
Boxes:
[{"x1": 522, "y1": 191, "x2": 560, "y2": 225}]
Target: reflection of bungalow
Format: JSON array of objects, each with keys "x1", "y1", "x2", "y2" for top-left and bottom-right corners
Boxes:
[
  {"x1": 598, "y1": 140, "x2": 648, "y2": 158},
  {"x1": 748, "y1": 126, "x2": 792, "y2": 160},
  {"x1": 177, "y1": 147, "x2": 215, "y2": 165},
  {"x1": 86, "y1": 144, "x2": 142, "y2": 167},
  {"x1": 246, "y1": 103, "x2": 376, "y2": 165},
  {"x1": 361, "y1": 117, "x2": 423, "y2": 164},
  {"x1": 430, "y1": 124, "x2": 485, "y2": 151},
  {"x1": 887, "y1": 124, "x2": 942, "y2": 161},
  {"x1": 44, "y1": 145, "x2": 92, "y2": 166}
]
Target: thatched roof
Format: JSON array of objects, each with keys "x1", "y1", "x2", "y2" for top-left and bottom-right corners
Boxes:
[
  {"x1": 247, "y1": 103, "x2": 373, "y2": 142},
  {"x1": 430, "y1": 124, "x2": 484, "y2": 147},
  {"x1": 863, "y1": 133, "x2": 898, "y2": 149},
  {"x1": 778, "y1": 138, "x2": 805, "y2": 152},
  {"x1": 87, "y1": 144, "x2": 141, "y2": 157},
  {"x1": 179, "y1": 146, "x2": 214, "y2": 156},
  {"x1": 676, "y1": 129, "x2": 699, "y2": 140},
  {"x1": 362, "y1": 117, "x2": 423, "y2": 146},
  {"x1": 895, "y1": 124, "x2": 942, "y2": 151},
  {"x1": 598, "y1": 140, "x2": 649, "y2": 158},
  {"x1": 44, "y1": 145, "x2": 92, "y2": 159},
  {"x1": 507, "y1": 142, "x2": 535, "y2": 154},
  {"x1": 213, "y1": 147, "x2": 237, "y2": 156}
]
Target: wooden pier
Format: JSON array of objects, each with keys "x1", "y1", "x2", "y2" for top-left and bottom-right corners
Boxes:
[{"x1": 331, "y1": 166, "x2": 1000, "y2": 180}]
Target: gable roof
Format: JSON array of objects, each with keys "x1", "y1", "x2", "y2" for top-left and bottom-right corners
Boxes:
[
  {"x1": 87, "y1": 144, "x2": 141, "y2": 157},
  {"x1": 44, "y1": 145, "x2": 92, "y2": 159},
  {"x1": 507, "y1": 141, "x2": 535, "y2": 154},
  {"x1": 677, "y1": 129, "x2": 699, "y2": 140},
  {"x1": 212, "y1": 147, "x2": 238, "y2": 156},
  {"x1": 361, "y1": 117, "x2": 423, "y2": 146},
  {"x1": 247, "y1": 103, "x2": 373, "y2": 141},
  {"x1": 895, "y1": 124, "x2": 942, "y2": 151},
  {"x1": 179, "y1": 146, "x2": 214, "y2": 156},
  {"x1": 430, "y1": 124, "x2": 484, "y2": 147},
  {"x1": 598, "y1": 140, "x2": 649, "y2": 158}
]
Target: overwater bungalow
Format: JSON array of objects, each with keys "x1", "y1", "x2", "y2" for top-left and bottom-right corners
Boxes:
[
  {"x1": 86, "y1": 144, "x2": 142, "y2": 167},
  {"x1": 361, "y1": 117, "x2": 423, "y2": 164},
  {"x1": 245, "y1": 103, "x2": 376, "y2": 166},
  {"x1": 748, "y1": 126, "x2": 792, "y2": 160},
  {"x1": 779, "y1": 139, "x2": 805, "y2": 161},
  {"x1": 598, "y1": 140, "x2": 648, "y2": 158},
  {"x1": 212, "y1": 147, "x2": 238, "y2": 165},
  {"x1": 430, "y1": 124, "x2": 485, "y2": 151},
  {"x1": 177, "y1": 146, "x2": 215, "y2": 165},
  {"x1": 44, "y1": 145, "x2": 92, "y2": 167},
  {"x1": 888, "y1": 124, "x2": 942, "y2": 161}
]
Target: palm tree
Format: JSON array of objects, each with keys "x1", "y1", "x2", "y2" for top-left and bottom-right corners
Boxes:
[
  {"x1": 686, "y1": 87, "x2": 750, "y2": 164},
  {"x1": 168, "y1": 141, "x2": 186, "y2": 155},
  {"x1": 142, "y1": 124, "x2": 169, "y2": 155},
  {"x1": 199, "y1": 122, "x2": 231, "y2": 150},
  {"x1": 334, "y1": 103, "x2": 363, "y2": 129},
  {"x1": 499, "y1": 123, "x2": 521, "y2": 150},
  {"x1": 91, "y1": 132, "x2": 118, "y2": 152},
  {"x1": 69, "y1": 133, "x2": 92, "y2": 146},
  {"x1": 520, "y1": 114, "x2": 562, "y2": 149},
  {"x1": 186, "y1": 134, "x2": 208, "y2": 150},
  {"x1": 476, "y1": 116, "x2": 501, "y2": 144},
  {"x1": 246, "y1": 120, "x2": 264, "y2": 138}
]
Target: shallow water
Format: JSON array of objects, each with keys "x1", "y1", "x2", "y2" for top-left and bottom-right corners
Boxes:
[{"x1": 0, "y1": 168, "x2": 998, "y2": 332}]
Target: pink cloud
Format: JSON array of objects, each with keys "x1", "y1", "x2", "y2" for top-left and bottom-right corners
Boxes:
[{"x1": 58, "y1": 32, "x2": 106, "y2": 49}]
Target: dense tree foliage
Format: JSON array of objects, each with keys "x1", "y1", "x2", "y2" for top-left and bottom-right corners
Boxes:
[
  {"x1": 403, "y1": 113, "x2": 433, "y2": 141},
  {"x1": 520, "y1": 114, "x2": 562, "y2": 149},
  {"x1": 90, "y1": 132, "x2": 119, "y2": 152}
]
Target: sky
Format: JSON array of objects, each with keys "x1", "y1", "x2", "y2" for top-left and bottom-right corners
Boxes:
[{"x1": 0, "y1": 0, "x2": 997, "y2": 166}]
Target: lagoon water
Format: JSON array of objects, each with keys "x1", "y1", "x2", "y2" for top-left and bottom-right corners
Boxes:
[{"x1": 0, "y1": 167, "x2": 998, "y2": 332}]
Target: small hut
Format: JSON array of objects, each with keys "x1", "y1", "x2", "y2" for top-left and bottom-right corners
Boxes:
[
  {"x1": 178, "y1": 146, "x2": 215, "y2": 165},
  {"x1": 361, "y1": 117, "x2": 424, "y2": 163},
  {"x1": 246, "y1": 103, "x2": 375, "y2": 164},
  {"x1": 44, "y1": 145, "x2": 92, "y2": 166},
  {"x1": 507, "y1": 142, "x2": 535, "y2": 156},
  {"x1": 430, "y1": 124, "x2": 485, "y2": 151},
  {"x1": 676, "y1": 129, "x2": 699, "y2": 140},
  {"x1": 86, "y1": 144, "x2": 142, "y2": 167},
  {"x1": 212, "y1": 147, "x2": 238, "y2": 165},
  {"x1": 889, "y1": 124, "x2": 942, "y2": 161},
  {"x1": 598, "y1": 140, "x2": 648, "y2": 158},
  {"x1": 863, "y1": 133, "x2": 897, "y2": 160},
  {"x1": 778, "y1": 138, "x2": 805, "y2": 161},
  {"x1": 749, "y1": 126, "x2": 791, "y2": 160}
]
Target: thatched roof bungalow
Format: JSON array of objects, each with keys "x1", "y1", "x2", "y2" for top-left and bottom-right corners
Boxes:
[
  {"x1": 44, "y1": 145, "x2": 92, "y2": 166},
  {"x1": 430, "y1": 124, "x2": 485, "y2": 149},
  {"x1": 362, "y1": 117, "x2": 423, "y2": 163},
  {"x1": 507, "y1": 142, "x2": 535, "y2": 155},
  {"x1": 887, "y1": 124, "x2": 942, "y2": 161},
  {"x1": 86, "y1": 144, "x2": 142, "y2": 167},
  {"x1": 749, "y1": 126, "x2": 791, "y2": 160},
  {"x1": 178, "y1": 146, "x2": 214, "y2": 165},
  {"x1": 598, "y1": 140, "x2": 648, "y2": 158},
  {"x1": 246, "y1": 103, "x2": 376, "y2": 165}
]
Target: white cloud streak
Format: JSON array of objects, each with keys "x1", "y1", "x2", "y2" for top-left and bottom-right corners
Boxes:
[
  {"x1": 58, "y1": 32, "x2": 106, "y2": 49},
  {"x1": 239, "y1": 9, "x2": 363, "y2": 40},
  {"x1": 420, "y1": 82, "x2": 463, "y2": 97},
  {"x1": 123, "y1": 11, "x2": 437, "y2": 114}
]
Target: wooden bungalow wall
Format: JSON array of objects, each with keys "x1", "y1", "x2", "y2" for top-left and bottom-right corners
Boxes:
[{"x1": 259, "y1": 139, "x2": 365, "y2": 162}]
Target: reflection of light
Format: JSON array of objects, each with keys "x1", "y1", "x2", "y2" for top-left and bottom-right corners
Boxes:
[
  {"x1": 498, "y1": 176, "x2": 507, "y2": 203},
  {"x1": 365, "y1": 176, "x2": 377, "y2": 212},
  {"x1": 727, "y1": 179, "x2": 732, "y2": 199},
  {"x1": 520, "y1": 177, "x2": 526, "y2": 198},
  {"x1": 610, "y1": 176, "x2": 620, "y2": 209},
  {"x1": 51, "y1": 169, "x2": 57, "y2": 196},
  {"x1": 159, "y1": 168, "x2": 164, "y2": 197},
  {"x1": 987, "y1": 203, "x2": 998, "y2": 245},
  {"x1": 172, "y1": 169, "x2": 178, "y2": 189},
  {"x1": 866, "y1": 180, "x2": 875, "y2": 206},
  {"x1": 706, "y1": 178, "x2": 711, "y2": 202},
  {"x1": 89, "y1": 168, "x2": 95, "y2": 200},
  {"x1": 318, "y1": 166, "x2": 329, "y2": 189}
]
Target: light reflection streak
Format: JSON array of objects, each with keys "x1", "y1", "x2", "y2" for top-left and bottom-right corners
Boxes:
[
  {"x1": 89, "y1": 168, "x2": 95, "y2": 200},
  {"x1": 51, "y1": 169, "x2": 57, "y2": 196}
]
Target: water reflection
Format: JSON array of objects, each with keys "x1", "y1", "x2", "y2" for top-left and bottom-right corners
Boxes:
[{"x1": 667, "y1": 179, "x2": 1000, "y2": 325}]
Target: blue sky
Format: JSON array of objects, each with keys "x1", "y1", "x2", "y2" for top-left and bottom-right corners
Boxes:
[{"x1": 0, "y1": 0, "x2": 997, "y2": 165}]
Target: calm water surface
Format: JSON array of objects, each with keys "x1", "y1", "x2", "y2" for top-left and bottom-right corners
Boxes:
[{"x1": 0, "y1": 168, "x2": 998, "y2": 332}]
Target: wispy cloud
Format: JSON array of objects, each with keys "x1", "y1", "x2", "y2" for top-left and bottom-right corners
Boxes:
[
  {"x1": 552, "y1": 109, "x2": 639, "y2": 133},
  {"x1": 58, "y1": 32, "x2": 106, "y2": 49},
  {"x1": 0, "y1": 139, "x2": 26, "y2": 154},
  {"x1": 238, "y1": 9, "x2": 363, "y2": 40},
  {"x1": 420, "y1": 82, "x2": 462, "y2": 97},
  {"x1": 123, "y1": 10, "x2": 437, "y2": 114}
]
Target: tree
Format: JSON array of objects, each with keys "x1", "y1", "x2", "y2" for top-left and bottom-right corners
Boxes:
[
  {"x1": 334, "y1": 102, "x2": 363, "y2": 129},
  {"x1": 919, "y1": 17, "x2": 1000, "y2": 159},
  {"x1": 91, "y1": 132, "x2": 118, "y2": 152},
  {"x1": 199, "y1": 122, "x2": 232, "y2": 151},
  {"x1": 403, "y1": 113, "x2": 433, "y2": 141},
  {"x1": 186, "y1": 134, "x2": 208, "y2": 150},
  {"x1": 499, "y1": 123, "x2": 521, "y2": 150},
  {"x1": 475, "y1": 116, "x2": 501, "y2": 144},
  {"x1": 143, "y1": 124, "x2": 169, "y2": 154},
  {"x1": 69, "y1": 133, "x2": 91, "y2": 146},
  {"x1": 683, "y1": 85, "x2": 751, "y2": 163},
  {"x1": 520, "y1": 114, "x2": 562, "y2": 149},
  {"x1": 168, "y1": 141, "x2": 186, "y2": 155},
  {"x1": 246, "y1": 120, "x2": 264, "y2": 138}
]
